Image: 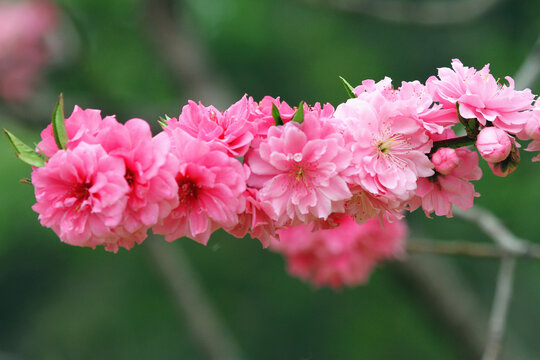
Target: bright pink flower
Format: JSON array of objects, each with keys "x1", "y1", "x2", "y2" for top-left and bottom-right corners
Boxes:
[
  {"x1": 431, "y1": 148, "x2": 460, "y2": 175},
  {"x1": 333, "y1": 96, "x2": 434, "y2": 220},
  {"x1": 409, "y1": 147, "x2": 482, "y2": 217},
  {"x1": 165, "y1": 95, "x2": 256, "y2": 157},
  {"x1": 37, "y1": 106, "x2": 115, "y2": 158},
  {"x1": 31, "y1": 143, "x2": 130, "y2": 250},
  {"x1": 427, "y1": 59, "x2": 534, "y2": 134},
  {"x1": 154, "y1": 129, "x2": 246, "y2": 245},
  {"x1": 245, "y1": 103, "x2": 352, "y2": 226},
  {"x1": 91, "y1": 118, "x2": 180, "y2": 250},
  {"x1": 476, "y1": 127, "x2": 512, "y2": 163},
  {"x1": 272, "y1": 215, "x2": 407, "y2": 288},
  {"x1": 0, "y1": 0, "x2": 58, "y2": 102}
]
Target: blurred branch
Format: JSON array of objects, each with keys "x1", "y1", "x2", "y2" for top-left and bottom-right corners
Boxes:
[
  {"x1": 407, "y1": 238, "x2": 540, "y2": 259},
  {"x1": 144, "y1": 0, "x2": 234, "y2": 107},
  {"x1": 482, "y1": 257, "x2": 516, "y2": 360},
  {"x1": 146, "y1": 238, "x2": 245, "y2": 360},
  {"x1": 513, "y1": 33, "x2": 540, "y2": 90},
  {"x1": 454, "y1": 207, "x2": 529, "y2": 254},
  {"x1": 304, "y1": 0, "x2": 500, "y2": 26}
]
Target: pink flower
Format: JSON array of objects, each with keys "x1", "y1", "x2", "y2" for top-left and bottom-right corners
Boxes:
[
  {"x1": 0, "y1": 0, "x2": 58, "y2": 102},
  {"x1": 165, "y1": 96, "x2": 256, "y2": 157},
  {"x1": 332, "y1": 95, "x2": 434, "y2": 222},
  {"x1": 272, "y1": 215, "x2": 407, "y2": 288},
  {"x1": 409, "y1": 147, "x2": 482, "y2": 217},
  {"x1": 91, "y1": 118, "x2": 180, "y2": 250},
  {"x1": 37, "y1": 106, "x2": 115, "y2": 158},
  {"x1": 354, "y1": 77, "x2": 458, "y2": 134},
  {"x1": 427, "y1": 59, "x2": 534, "y2": 134},
  {"x1": 153, "y1": 129, "x2": 246, "y2": 245},
  {"x1": 245, "y1": 103, "x2": 352, "y2": 226},
  {"x1": 431, "y1": 148, "x2": 460, "y2": 175},
  {"x1": 519, "y1": 109, "x2": 540, "y2": 162},
  {"x1": 225, "y1": 187, "x2": 277, "y2": 248},
  {"x1": 31, "y1": 143, "x2": 130, "y2": 250},
  {"x1": 476, "y1": 127, "x2": 512, "y2": 163}
]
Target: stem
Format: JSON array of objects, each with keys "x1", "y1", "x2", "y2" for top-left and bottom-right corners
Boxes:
[{"x1": 431, "y1": 135, "x2": 476, "y2": 152}]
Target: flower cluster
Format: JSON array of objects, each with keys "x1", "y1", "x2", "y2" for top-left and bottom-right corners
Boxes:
[
  {"x1": 6, "y1": 59, "x2": 540, "y2": 287},
  {"x1": 0, "y1": 0, "x2": 58, "y2": 102}
]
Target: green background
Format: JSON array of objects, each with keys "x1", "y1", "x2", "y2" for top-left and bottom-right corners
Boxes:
[{"x1": 1, "y1": 0, "x2": 539, "y2": 359}]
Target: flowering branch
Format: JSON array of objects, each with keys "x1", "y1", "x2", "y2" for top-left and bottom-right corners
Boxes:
[{"x1": 431, "y1": 135, "x2": 476, "y2": 152}]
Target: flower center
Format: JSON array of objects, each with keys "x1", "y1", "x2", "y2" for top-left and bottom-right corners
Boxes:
[
  {"x1": 70, "y1": 181, "x2": 92, "y2": 211},
  {"x1": 125, "y1": 168, "x2": 136, "y2": 188},
  {"x1": 177, "y1": 177, "x2": 198, "y2": 203}
]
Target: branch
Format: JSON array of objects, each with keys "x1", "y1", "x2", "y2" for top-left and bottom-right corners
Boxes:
[
  {"x1": 513, "y1": 33, "x2": 540, "y2": 90},
  {"x1": 453, "y1": 207, "x2": 529, "y2": 254},
  {"x1": 146, "y1": 238, "x2": 245, "y2": 360},
  {"x1": 482, "y1": 257, "x2": 517, "y2": 360},
  {"x1": 406, "y1": 238, "x2": 540, "y2": 259},
  {"x1": 305, "y1": 0, "x2": 501, "y2": 26}
]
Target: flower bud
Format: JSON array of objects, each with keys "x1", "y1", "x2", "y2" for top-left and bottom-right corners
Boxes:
[
  {"x1": 476, "y1": 127, "x2": 512, "y2": 163},
  {"x1": 488, "y1": 143, "x2": 520, "y2": 177},
  {"x1": 432, "y1": 148, "x2": 459, "y2": 175}
]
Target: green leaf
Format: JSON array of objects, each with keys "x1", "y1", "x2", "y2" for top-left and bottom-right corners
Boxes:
[
  {"x1": 158, "y1": 114, "x2": 171, "y2": 127},
  {"x1": 3, "y1": 129, "x2": 45, "y2": 167},
  {"x1": 272, "y1": 103, "x2": 283, "y2": 126},
  {"x1": 339, "y1": 76, "x2": 356, "y2": 99},
  {"x1": 291, "y1": 101, "x2": 305, "y2": 124},
  {"x1": 51, "y1": 93, "x2": 68, "y2": 150}
]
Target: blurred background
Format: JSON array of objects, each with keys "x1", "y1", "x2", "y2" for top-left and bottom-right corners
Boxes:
[{"x1": 1, "y1": 0, "x2": 540, "y2": 359}]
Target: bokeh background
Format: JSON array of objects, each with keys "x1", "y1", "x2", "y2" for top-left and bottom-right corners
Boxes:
[{"x1": 1, "y1": 0, "x2": 540, "y2": 359}]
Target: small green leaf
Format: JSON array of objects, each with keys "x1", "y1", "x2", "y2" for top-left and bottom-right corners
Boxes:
[
  {"x1": 52, "y1": 93, "x2": 68, "y2": 150},
  {"x1": 158, "y1": 114, "x2": 171, "y2": 128},
  {"x1": 272, "y1": 103, "x2": 283, "y2": 126},
  {"x1": 3, "y1": 129, "x2": 45, "y2": 167},
  {"x1": 291, "y1": 101, "x2": 305, "y2": 124},
  {"x1": 339, "y1": 76, "x2": 356, "y2": 99}
]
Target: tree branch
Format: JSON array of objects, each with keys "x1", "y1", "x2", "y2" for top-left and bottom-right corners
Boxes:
[{"x1": 304, "y1": 0, "x2": 501, "y2": 26}]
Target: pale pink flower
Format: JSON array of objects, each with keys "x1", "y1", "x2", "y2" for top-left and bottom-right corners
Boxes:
[
  {"x1": 272, "y1": 215, "x2": 407, "y2": 288},
  {"x1": 245, "y1": 103, "x2": 352, "y2": 227},
  {"x1": 427, "y1": 59, "x2": 534, "y2": 134},
  {"x1": 333, "y1": 96, "x2": 434, "y2": 212},
  {"x1": 31, "y1": 143, "x2": 130, "y2": 250},
  {"x1": 409, "y1": 147, "x2": 482, "y2": 217},
  {"x1": 519, "y1": 108, "x2": 540, "y2": 162},
  {"x1": 354, "y1": 77, "x2": 457, "y2": 134},
  {"x1": 37, "y1": 106, "x2": 115, "y2": 158},
  {"x1": 154, "y1": 129, "x2": 246, "y2": 245},
  {"x1": 165, "y1": 95, "x2": 256, "y2": 157},
  {"x1": 431, "y1": 148, "x2": 460, "y2": 175},
  {"x1": 0, "y1": 0, "x2": 58, "y2": 102},
  {"x1": 476, "y1": 127, "x2": 512, "y2": 163}
]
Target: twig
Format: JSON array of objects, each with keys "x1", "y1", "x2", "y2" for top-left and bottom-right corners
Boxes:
[
  {"x1": 407, "y1": 238, "x2": 540, "y2": 259},
  {"x1": 305, "y1": 0, "x2": 500, "y2": 26},
  {"x1": 146, "y1": 238, "x2": 245, "y2": 360},
  {"x1": 482, "y1": 257, "x2": 517, "y2": 360},
  {"x1": 453, "y1": 207, "x2": 529, "y2": 254}
]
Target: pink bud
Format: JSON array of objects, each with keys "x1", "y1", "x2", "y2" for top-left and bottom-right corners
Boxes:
[
  {"x1": 432, "y1": 148, "x2": 459, "y2": 175},
  {"x1": 488, "y1": 144, "x2": 520, "y2": 177},
  {"x1": 476, "y1": 127, "x2": 512, "y2": 163}
]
